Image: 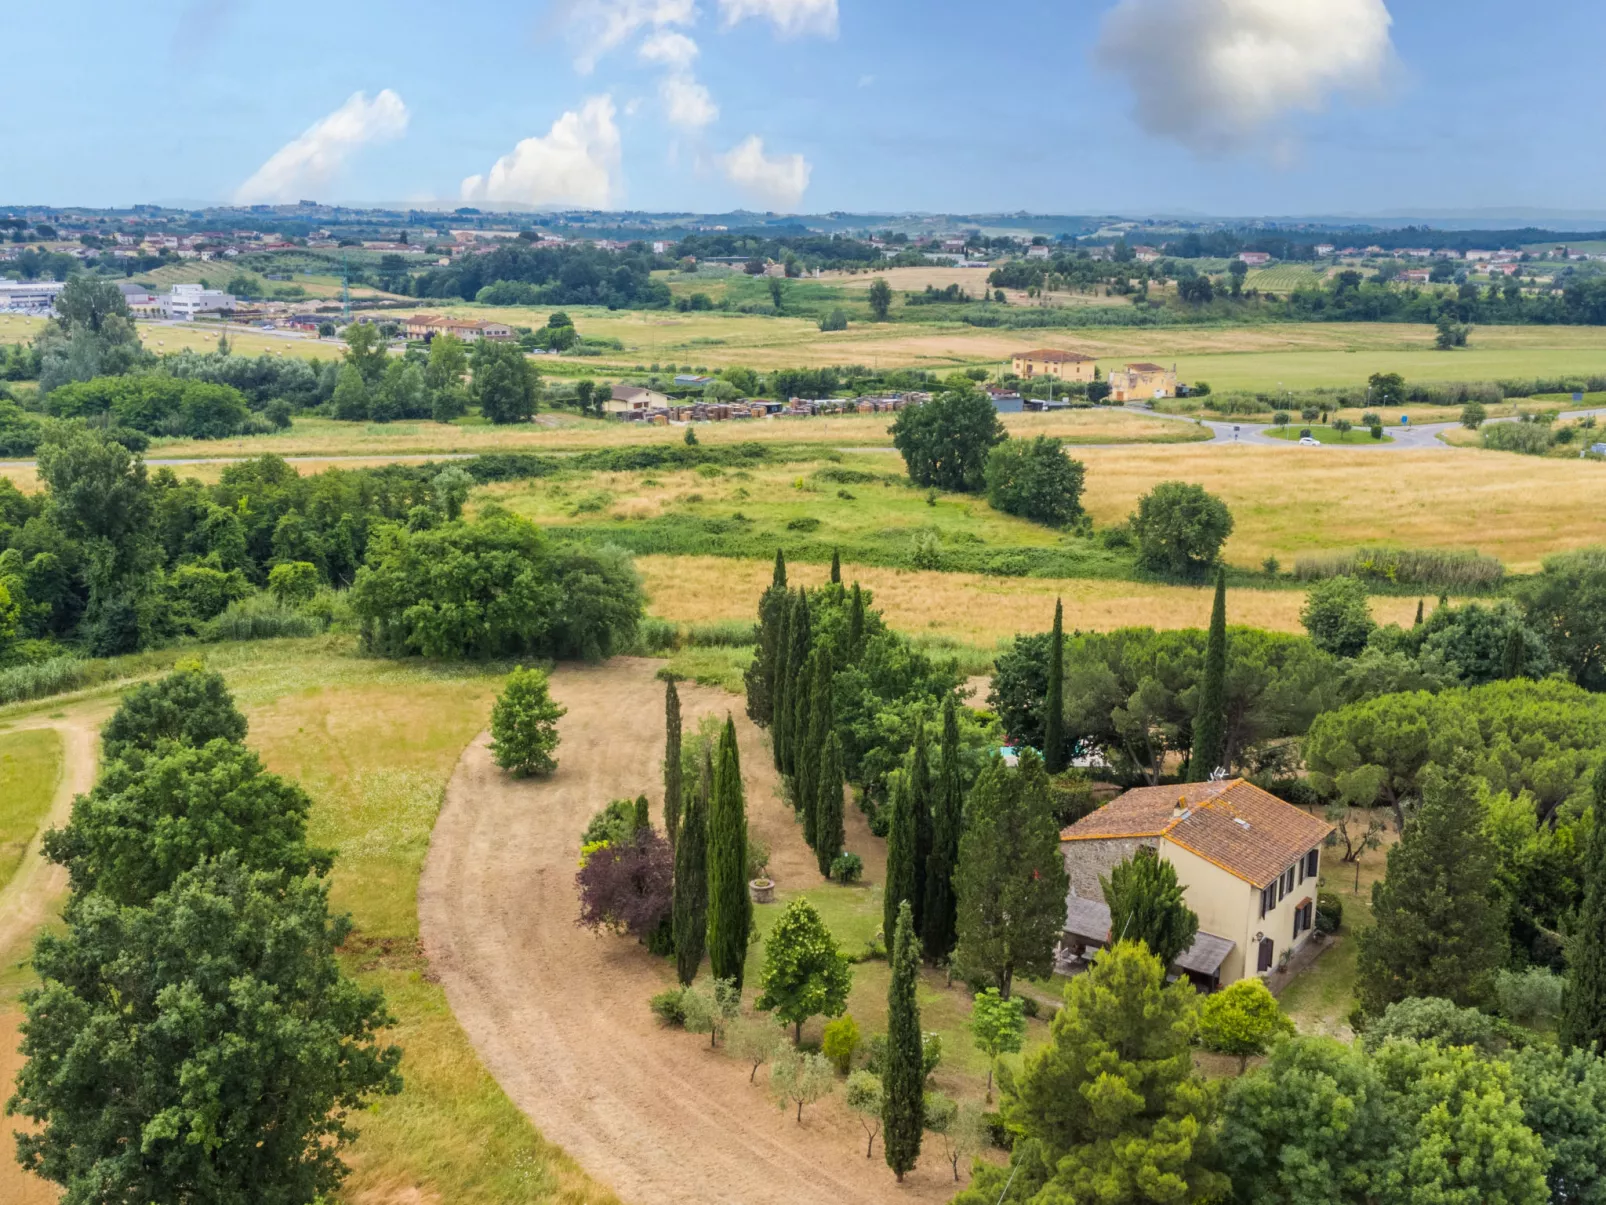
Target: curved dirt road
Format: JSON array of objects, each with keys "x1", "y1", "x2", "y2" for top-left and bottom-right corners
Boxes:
[{"x1": 420, "y1": 659, "x2": 954, "y2": 1205}]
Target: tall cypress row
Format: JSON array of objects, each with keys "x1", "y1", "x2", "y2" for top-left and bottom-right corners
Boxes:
[
  {"x1": 707, "y1": 717, "x2": 752, "y2": 988},
  {"x1": 772, "y1": 548, "x2": 787, "y2": 589},
  {"x1": 769, "y1": 591, "x2": 793, "y2": 772},
  {"x1": 672, "y1": 749, "x2": 710, "y2": 985},
  {"x1": 830, "y1": 549, "x2": 841, "y2": 584},
  {"x1": 1043, "y1": 599, "x2": 1067, "y2": 774},
  {"x1": 908, "y1": 721, "x2": 933, "y2": 940},
  {"x1": 745, "y1": 578, "x2": 790, "y2": 729},
  {"x1": 815, "y1": 732, "x2": 846, "y2": 878},
  {"x1": 882, "y1": 900, "x2": 923, "y2": 1183},
  {"x1": 1561, "y1": 762, "x2": 1606, "y2": 1053},
  {"x1": 883, "y1": 771, "x2": 917, "y2": 953},
  {"x1": 801, "y1": 651, "x2": 832, "y2": 849},
  {"x1": 663, "y1": 678, "x2": 683, "y2": 849},
  {"x1": 792, "y1": 653, "x2": 818, "y2": 824},
  {"x1": 1190, "y1": 568, "x2": 1229, "y2": 781},
  {"x1": 922, "y1": 694, "x2": 963, "y2": 961}
]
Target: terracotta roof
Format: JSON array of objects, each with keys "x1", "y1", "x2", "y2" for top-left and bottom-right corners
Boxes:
[
  {"x1": 1124, "y1": 362, "x2": 1168, "y2": 373},
  {"x1": 1017, "y1": 349, "x2": 1094, "y2": 363},
  {"x1": 1060, "y1": 779, "x2": 1333, "y2": 888}
]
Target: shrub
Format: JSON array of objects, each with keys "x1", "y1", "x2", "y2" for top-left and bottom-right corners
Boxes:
[
  {"x1": 830, "y1": 851, "x2": 865, "y2": 884},
  {"x1": 581, "y1": 799, "x2": 638, "y2": 848},
  {"x1": 266, "y1": 561, "x2": 320, "y2": 605},
  {"x1": 490, "y1": 666, "x2": 566, "y2": 778},
  {"x1": 1315, "y1": 891, "x2": 1343, "y2": 934},
  {"x1": 1483, "y1": 422, "x2": 1555, "y2": 455},
  {"x1": 822, "y1": 1015, "x2": 861, "y2": 1073},
  {"x1": 1360, "y1": 995, "x2": 1512, "y2": 1054},
  {"x1": 649, "y1": 987, "x2": 687, "y2": 1026},
  {"x1": 1494, "y1": 967, "x2": 1564, "y2": 1026}
]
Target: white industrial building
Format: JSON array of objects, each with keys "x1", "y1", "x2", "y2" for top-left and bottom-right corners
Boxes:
[
  {"x1": 164, "y1": 282, "x2": 235, "y2": 319},
  {"x1": 0, "y1": 278, "x2": 68, "y2": 312}
]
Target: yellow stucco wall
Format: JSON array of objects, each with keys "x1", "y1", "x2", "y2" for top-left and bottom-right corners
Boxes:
[{"x1": 1160, "y1": 839, "x2": 1322, "y2": 983}]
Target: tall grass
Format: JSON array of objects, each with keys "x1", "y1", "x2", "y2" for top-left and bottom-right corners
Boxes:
[
  {"x1": 201, "y1": 595, "x2": 325, "y2": 642},
  {"x1": 1481, "y1": 423, "x2": 1556, "y2": 456},
  {"x1": 0, "y1": 657, "x2": 104, "y2": 707},
  {"x1": 1293, "y1": 546, "x2": 1505, "y2": 591}
]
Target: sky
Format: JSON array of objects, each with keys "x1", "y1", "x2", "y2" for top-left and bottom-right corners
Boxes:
[{"x1": 4, "y1": 0, "x2": 1606, "y2": 219}]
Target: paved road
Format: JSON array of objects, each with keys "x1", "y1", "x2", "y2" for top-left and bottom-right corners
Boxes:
[{"x1": 1126, "y1": 405, "x2": 1606, "y2": 451}]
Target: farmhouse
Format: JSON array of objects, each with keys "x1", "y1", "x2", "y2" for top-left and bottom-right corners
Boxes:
[
  {"x1": 1011, "y1": 348, "x2": 1096, "y2": 382},
  {"x1": 402, "y1": 314, "x2": 515, "y2": 342},
  {"x1": 1237, "y1": 251, "x2": 1272, "y2": 266},
  {"x1": 606, "y1": 385, "x2": 671, "y2": 417},
  {"x1": 1059, "y1": 779, "x2": 1334, "y2": 987},
  {"x1": 1108, "y1": 361, "x2": 1177, "y2": 402}
]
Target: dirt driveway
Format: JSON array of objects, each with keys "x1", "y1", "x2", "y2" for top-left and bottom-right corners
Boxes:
[{"x1": 419, "y1": 659, "x2": 956, "y2": 1205}]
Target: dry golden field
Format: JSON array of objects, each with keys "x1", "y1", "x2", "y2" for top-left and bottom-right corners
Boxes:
[
  {"x1": 636, "y1": 555, "x2": 1427, "y2": 647},
  {"x1": 1075, "y1": 443, "x2": 1606, "y2": 572}
]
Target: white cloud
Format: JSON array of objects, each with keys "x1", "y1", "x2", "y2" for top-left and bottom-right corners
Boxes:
[
  {"x1": 1097, "y1": 0, "x2": 1395, "y2": 151},
  {"x1": 234, "y1": 90, "x2": 408, "y2": 203},
  {"x1": 460, "y1": 96, "x2": 622, "y2": 209},
  {"x1": 718, "y1": 0, "x2": 837, "y2": 36},
  {"x1": 639, "y1": 29, "x2": 700, "y2": 68},
  {"x1": 566, "y1": 0, "x2": 696, "y2": 72},
  {"x1": 719, "y1": 135, "x2": 811, "y2": 209},
  {"x1": 661, "y1": 75, "x2": 719, "y2": 128}
]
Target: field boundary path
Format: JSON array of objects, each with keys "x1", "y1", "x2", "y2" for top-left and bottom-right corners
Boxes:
[
  {"x1": 419, "y1": 658, "x2": 953, "y2": 1205},
  {"x1": 0, "y1": 716, "x2": 97, "y2": 964}
]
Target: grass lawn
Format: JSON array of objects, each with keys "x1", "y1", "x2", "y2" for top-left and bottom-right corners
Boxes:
[
  {"x1": 1263, "y1": 425, "x2": 1394, "y2": 445},
  {"x1": 0, "y1": 729, "x2": 62, "y2": 892}
]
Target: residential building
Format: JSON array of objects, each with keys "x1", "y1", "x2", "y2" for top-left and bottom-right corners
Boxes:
[
  {"x1": 1025, "y1": 245, "x2": 1051, "y2": 260},
  {"x1": 1313, "y1": 243, "x2": 1335, "y2": 256},
  {"x1": 1131, "y1": 245, "x2": 1162, "y2": 263},
  {"x1": 1059, "y1": 778, "x2": 1334, "y2": 987},
  {"x1": 1400, "y1": 269, "x2": 1432, "y2": 284},
  {"x1": 1237, "y1": 251, "x2": 1272, "y2": 266},
  {"x1": 1108, "y1": 361, "x2": 1178, "y2": 402},
  {"x1": 1488, "y1": 263, "x2": 1521, "y2": 276},
  {"x1": 606, "y1": 385, "x2": 671, "y2": 417},
  {"x1": 1432, "y1": 248, "x2": 1463, "y2": 259},
  {"x1": 401, "y1": 314, "x2": 514, "y2": 342},
  {"x1": 1011, "y1": 348, "x2": 1096, "y2": 382}
]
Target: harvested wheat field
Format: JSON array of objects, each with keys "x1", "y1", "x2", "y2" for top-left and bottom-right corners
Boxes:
[
  {"x1": 636, "y1": 555, "x2": 1426, "y2": 646},
  {"x1": 420, "y1": 660, "x2": 959, "y2": 1205},
  {"x1": 1076, "y1": 444, "x2": 1606, "y2": 572}
]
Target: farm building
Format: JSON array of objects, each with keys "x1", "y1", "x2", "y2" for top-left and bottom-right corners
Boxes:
[
  {"x1": 1011, "y1": 348, "x2": 1096, "y2": 383},
  {"x1": 1237, "y1": 251, "x2": 1272, "y2": 266},
  {"x1": 1108, "y1": 362, "x2": 1177, "y2": 402},
  {"x1": 401, "y1": 315, "x2": 514, "y2": 342},
  {"x1": 1059, "y1": 778, "x2": 1334, "y2": 988},
  {"x1": 606, "y1": 385, "x2": 672, "y2": 417}
]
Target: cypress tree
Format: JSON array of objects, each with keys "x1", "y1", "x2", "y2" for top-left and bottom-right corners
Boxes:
[
  {"x1": 830, "y1": 549, "x2": 841, "y2": 584},
  {"x1": 663, "y1": 678, "x2": 683, "y2": 848},
  {"x1": 792, "y1": 654, "x2": 817, "y2": 824},
  {"x1": 772, "y1": 548, "x2": 787, "y2": 589},
  {"x1": 922, "y1": 695, "x2": 963, "y2": 961},
  {"x1": 801, "y1": 651, "x2": 832, "y2": 848},
  {"x1": 908, "y1": 721, "x2": 933, "y2": 939},
  {"x1": 1043, "y1": 599, "x2": 1066, "y2": 774},
  {"x1": 770, "y1": 591, "x2": 794, "y2": 772},
  {"x1": 778, "y1": 591, "x2": 811, "y2": 777},
  {"x1": 707, "y1": 717, "x2": 752, "y2": 989},
  {"x1": 1414, "y1": 598, "x2": 1425, "y2": 626},
  {"x1": 1190, "y1": 568, "x2": 1229, "y2": 781},
  {"x1": 633, "y1": 793, "x2": 650, "y2": 832},
  {"x1": 1561, "y1": 762, "x2": 1606, "y2": 1053},
  {"x1": 745, "y1": 579, "x2": 790, "y2": 729},
  {"x1": 672, "y1": 750, "x2": 710, "y2": 985},
  {"x1": 883, "y1": 772, "x2": 917, "y2": 952},
  {"x1": 848, "y1": 583, "x2": 866, "y2": 656},
  {"x1": 882, "y1": 900, "x2": 923, "y2": 1183},
  {"x1": 815, "y1": 731, "x2": 846, "y2": 877},
  {"x1": 1501, "y1": 623, "x2": 1527, "y2": 680}
]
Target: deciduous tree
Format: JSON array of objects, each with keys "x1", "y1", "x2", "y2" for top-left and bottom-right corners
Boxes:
[
  {"x1": 890, "y1": 382, "x2": 1006, "y2": 493},
  {"x1": 489, "y1": 666, "x2": 566, "y2": 777},
  {"x1": 846, "y1": 1070, "x2": 884, "y2": 1157},
  {"x1": 969, "y1": 987, "x2": 1026, "y2": 1100},
  {"x1": 1198, "y1": 978, "x2": 1294, "y2": 1073},
  {"x1": 757, "y1": 897, "x2": 853, "y2": 1043},
  {"x1": 769, "y1": 1049, "x2": 835, "y2": 1123},
  {"x1": 100, "y1": 664, "x2": 247, "y2": 761},
  {"x1": 1130, "y1": 481, "x2": 1234, "y2": 577}
]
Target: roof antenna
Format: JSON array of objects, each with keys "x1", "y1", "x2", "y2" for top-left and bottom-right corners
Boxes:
[{"x1": 1208, "y1": 766, "x2": 1229, "y2": 782}]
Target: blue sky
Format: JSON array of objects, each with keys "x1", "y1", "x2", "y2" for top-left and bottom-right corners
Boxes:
[{"x1": 4, "y1": 0, "x2": 1605, "y2": 218}]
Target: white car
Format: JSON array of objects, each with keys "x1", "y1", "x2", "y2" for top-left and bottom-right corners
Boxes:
[{"x1": 1298, "y1": 436, "x2": 1321, "y2": 447}]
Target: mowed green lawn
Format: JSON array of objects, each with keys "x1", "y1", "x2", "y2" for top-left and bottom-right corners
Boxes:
[{"x1": 0, "y1": 728, "x2": 62, "y2": 891}]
